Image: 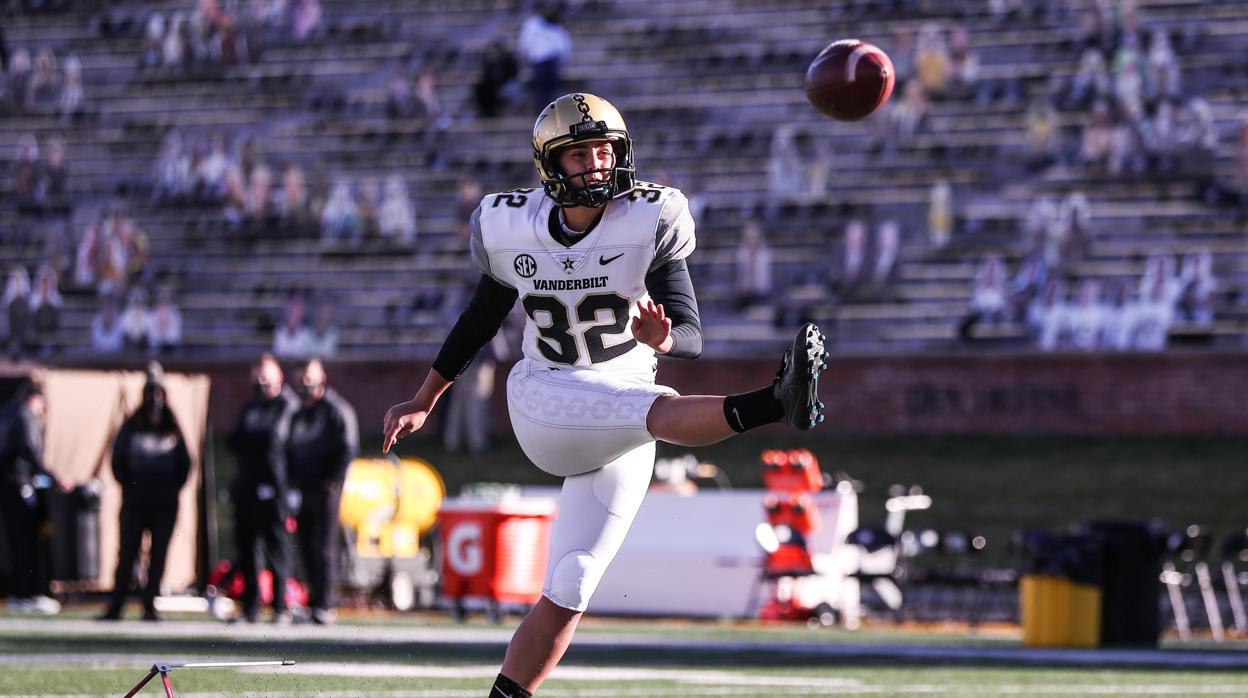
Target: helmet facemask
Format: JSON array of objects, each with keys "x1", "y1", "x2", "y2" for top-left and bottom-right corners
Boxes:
[{"x1": 539, "y1": 131, "x2": 635, "y2": 208}]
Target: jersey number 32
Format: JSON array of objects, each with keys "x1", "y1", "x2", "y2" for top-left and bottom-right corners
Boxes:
[{"x1": 522, "y1": 292, "x2": 637, "y2": 365}]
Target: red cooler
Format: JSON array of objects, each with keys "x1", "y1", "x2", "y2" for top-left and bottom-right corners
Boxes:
[{"x1": 439, "y1": 497, "x2": 558, "y2": 614}]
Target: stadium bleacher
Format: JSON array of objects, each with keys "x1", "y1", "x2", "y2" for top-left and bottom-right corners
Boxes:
[{"x1": 3, "y1": 0, "x2": 1247, "y2": 359}]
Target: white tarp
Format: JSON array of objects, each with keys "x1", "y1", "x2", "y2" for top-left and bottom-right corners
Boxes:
[
  {"x1": 42, "y1": 368, "x2": 210, "y2": 592},
  {"x1": 522, "y1": 488, "x2": 860, "y2": 621}
]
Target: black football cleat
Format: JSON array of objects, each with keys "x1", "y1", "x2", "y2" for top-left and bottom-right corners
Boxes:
[{"x1": 774, "y1": 323, "x2": 828, "y2": 431}]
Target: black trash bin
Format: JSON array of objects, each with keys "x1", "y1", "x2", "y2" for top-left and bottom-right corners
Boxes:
[
  {"x1": 1080, "y1": 520, "x2": 1166, "y2": 647},
  {"x1": 74, "y1": 480, "x2": 102, "y2": 581},
  {"x1": 47, "y1": 480, "x2": 102, "y2": 582},
  {"x1": 1016, "y1": 529, "x2": 1103, "y2": 647}
]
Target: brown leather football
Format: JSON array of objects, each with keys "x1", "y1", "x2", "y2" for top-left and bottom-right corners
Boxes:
[{"x1": 804, "y1": 39, "x2": 896, "y2": 121}]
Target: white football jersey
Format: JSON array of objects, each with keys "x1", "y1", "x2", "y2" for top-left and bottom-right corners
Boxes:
[{"x1": 469, "y1": 182, "x2": 695, "y2": 382}]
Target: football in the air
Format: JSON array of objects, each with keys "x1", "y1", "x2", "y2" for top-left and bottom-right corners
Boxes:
[{"x1": 804, "y1": 39, "x2": 895, "y2": 121}]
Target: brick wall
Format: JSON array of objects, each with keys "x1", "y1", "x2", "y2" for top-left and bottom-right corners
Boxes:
[{"x1": 181, "y1": 352, "x2": 1248, "y2": 437}]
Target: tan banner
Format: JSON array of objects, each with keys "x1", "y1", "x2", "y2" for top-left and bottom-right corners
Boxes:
[{"x1": 42, "y1": 368, "x2": 210, "y2": 592}]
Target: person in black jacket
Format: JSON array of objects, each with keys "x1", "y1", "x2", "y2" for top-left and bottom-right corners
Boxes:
[
  {"x1": 473, "y1": 39, "x2": 520, "y2": 118},
  {"x1": 0, "y1": 379, "x2": 71, "y2": 614},
  {"x1": 98, "y1": 362, "x2": 191, "y2": 621},
  {"x1": 286, "y1": 358, "x2": 357, "y2": 625},
  {"x1": 227, "y1": 353, "x2": 297, "y2": 624}
]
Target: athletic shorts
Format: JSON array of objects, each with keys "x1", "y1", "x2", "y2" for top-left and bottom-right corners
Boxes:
[{"x1": 506, "y1": 358, "x2": 677, "y2": 478}]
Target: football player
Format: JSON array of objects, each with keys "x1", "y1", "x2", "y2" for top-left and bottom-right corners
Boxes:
[{"x1": 382, "y1": 93, "x2": 827, "y2": 698}]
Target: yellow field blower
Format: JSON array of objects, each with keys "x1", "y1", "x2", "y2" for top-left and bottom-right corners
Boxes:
[{"x1": 339, "y1": 456, "x2": 445, "y2": 611}]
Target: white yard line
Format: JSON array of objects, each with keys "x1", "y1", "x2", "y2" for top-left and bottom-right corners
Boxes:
[
  {"x1": 2, "y1": 659, "x2": 1248, "y2": 698},
  {"x1": 260, "y1": 663, "x2": 1248, "y2": 695},
  {"x1": 262, "y1": 662, "x2": 865, "y2": 688}
]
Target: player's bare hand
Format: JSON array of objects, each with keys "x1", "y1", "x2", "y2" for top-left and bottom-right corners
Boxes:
[
  {"x1": 382, "y1": 400, "x2": 430, "y2": 454},
  {"x1": 630, "y1": 299, "x2": 673, "y2": 353}
]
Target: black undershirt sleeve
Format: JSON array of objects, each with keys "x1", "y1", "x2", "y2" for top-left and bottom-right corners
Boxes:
[
  {"x1": 645, "y1": 258, "x2": 703, "y2": 360},
  {"x1": 431, "y1": 275, "x2": 519, "y2": 380}
]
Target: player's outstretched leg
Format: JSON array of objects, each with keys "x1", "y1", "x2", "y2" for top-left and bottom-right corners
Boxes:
[{"x1": 645, "y1": 322, "x2": 828, "y2": 445}]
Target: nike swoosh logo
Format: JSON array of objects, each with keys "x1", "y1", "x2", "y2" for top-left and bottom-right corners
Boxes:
[
  {"x1": 599, "y1": 253, "x2": 624, "y2": 265},
  {"x1": 731, "y1": 407, "x2": 745, "y2": 431}
]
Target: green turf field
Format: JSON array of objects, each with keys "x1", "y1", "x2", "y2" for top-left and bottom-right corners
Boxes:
[
  {"x1": 5, "y1": 664, "x2": 1248, "y2": 697},
  {"x1": 2, "y1": 614, "x2": 1247, "y2": 697}
]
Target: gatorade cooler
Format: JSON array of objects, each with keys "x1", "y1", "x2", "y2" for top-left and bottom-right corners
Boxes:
[{"x1": 439, "y1": 497, "x2": 557, "y2": 621}]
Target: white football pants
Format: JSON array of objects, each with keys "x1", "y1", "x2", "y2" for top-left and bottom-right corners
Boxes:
[{"x1": 507, "y1": 358, "x2": 675, "y2": 611}]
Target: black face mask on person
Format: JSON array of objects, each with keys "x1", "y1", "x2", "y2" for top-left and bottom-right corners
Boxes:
[{"x1": 296, "y1": 380, "x2": 323, "y2": 402}]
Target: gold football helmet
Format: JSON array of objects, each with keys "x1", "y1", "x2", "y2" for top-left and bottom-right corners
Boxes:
[{"x1": 532, "y1": 93, "x2": 636, "y2": 208}]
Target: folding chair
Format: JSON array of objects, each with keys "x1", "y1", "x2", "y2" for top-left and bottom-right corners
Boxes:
[
  {"x1": 844, "y1": 485, "x2": 931, "y2": 617},
  {"x1": 1162, "y1": 525, "x2": 1223, "y2": 641},
  {"x1": 1220, "y1": 530, "x2": 1248, "y2": 635}
]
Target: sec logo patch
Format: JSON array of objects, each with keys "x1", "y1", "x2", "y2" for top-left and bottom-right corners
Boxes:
[{"x1": 514, "y1": 254, "x2": 537, "y2": 278}]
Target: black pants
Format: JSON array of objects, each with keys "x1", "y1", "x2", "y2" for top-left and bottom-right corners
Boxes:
[
  {"x1": 294, "y1": 481, "x2": 341, "y2": 611},
  {"x1": 0, "y1": 485, "x2": 43, "y2": 598},
  {"x1": 106, "y1": 498, "x2": 178, "y2": 612},
  {"x1": 474, "y1": 80, "x2": 505, "y2": 118},
  {"x1": 234, "y1": 495, "x2": 290, "y2": 615}
]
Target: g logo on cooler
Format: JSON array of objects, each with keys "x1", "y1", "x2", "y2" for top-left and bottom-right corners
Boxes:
[
  {"x1": 514, "y1": 254, "x2": 537, "y2": 278},
  {"x1": 447, "y1": 522, "x2": 483, "y2": 575}
]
